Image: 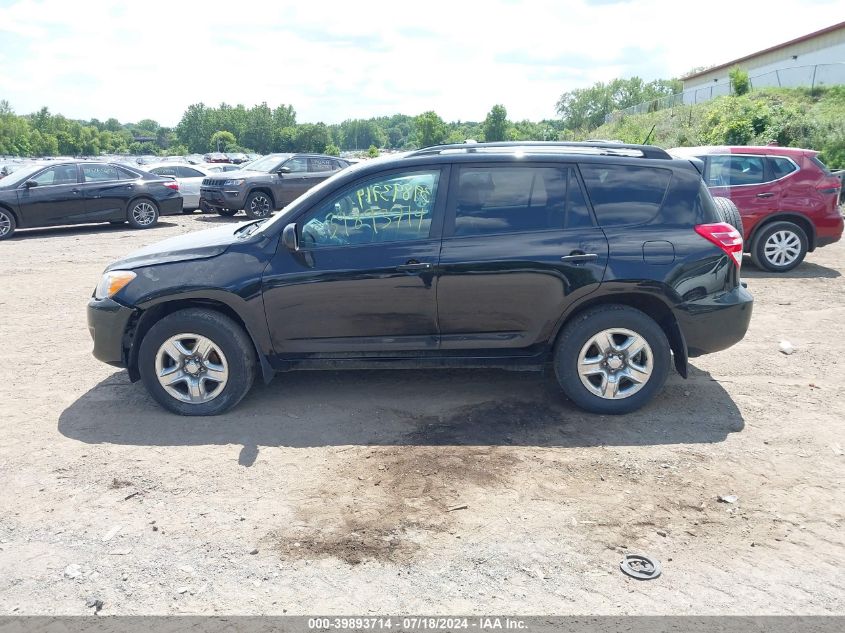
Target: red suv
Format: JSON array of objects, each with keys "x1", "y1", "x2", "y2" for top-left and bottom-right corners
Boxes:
[{"x1": 670, "y1": 146, "x2": 843, "y2": 271}]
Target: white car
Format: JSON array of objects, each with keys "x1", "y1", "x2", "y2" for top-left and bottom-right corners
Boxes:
[{"x1": 144, "y1": 163, "x2": 213, "y2": 211}]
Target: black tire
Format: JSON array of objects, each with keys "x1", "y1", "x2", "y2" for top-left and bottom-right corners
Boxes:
[
  {"x1": 138, "y1": 308, "x2": 257, "y2": 416},
  {"x1": 217, "y1": 208, "x2": 238, "y2": 217},
  {"x1": 0, "y1": 207, "x2": 16, "y2": 240},
  {"x1": 126, "y1": 198, "x2": 160, "y2": 229},
  {"x1": 750, "y1": 221, "x2": 808, "y2": 272},
  {"x1": 244, "y1": 191, "x2": 274, "y2": 219},
  {"x1": 553, "y1": 304, "x2": 671, "y2": 415},
  {"x1": 712, "y1": 196, "x2": 744, "y2": 239}
]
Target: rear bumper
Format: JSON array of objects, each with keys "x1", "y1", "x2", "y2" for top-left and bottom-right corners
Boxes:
[
  {"x1": 159, "y1": 196, "x2": 184, "y2": 216},
  {"x1": 87, "y1": 297, "x2": 136, "y2": 367},
  {"x1": 676, "y1": 285, "x2": 754, "y2": 357}
]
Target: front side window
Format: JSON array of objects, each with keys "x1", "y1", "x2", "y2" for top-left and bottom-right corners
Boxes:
[
  {"x1": 300, "y1": 170, "x2": 439, "y2": 248},
  {"x1": 451, "y1": 166, "x2": 592, "y2": 237},
  {"x1": 284, "y1": 157, "x2": 308, "y2": 173},
  {"x1": 31, "y1": 165, "x2": 78, "y2": 186},
  {"x1": 580, "y1": 164, "x2": 671, "y2": 226},
  {"x1": 81, "y1": 164, "x2": 120, "y2": 182}
]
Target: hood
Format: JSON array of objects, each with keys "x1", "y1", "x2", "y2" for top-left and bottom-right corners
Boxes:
[
  {"x1": 206, "y1": 169, "x2": 265, "y2": 180},
  {"x1": 106, "y1": 223, "x2": 247, "y2": 270}
]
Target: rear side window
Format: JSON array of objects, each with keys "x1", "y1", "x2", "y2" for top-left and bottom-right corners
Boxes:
[
  {"x1": 451, "y1": 165, "x2": 592, "y2": 237},
  {"x1": 580, "y1": 164, "x2": 671, "y2": 226},
  {"x1": 178, "y1": 166, "x2": 205, "y2": 178},
  {"x1": 81, "y1": 164, "x2": 120, "y2": 182},
  {"x1": 769, "y1": 157, "x2": 797, "y2": 180},
  {"x1": 151, "y1": 166, "x2": 178, "y2": 177},
  {"x1": 308, "y1": 158, "x2": 334, "y2": 173}
]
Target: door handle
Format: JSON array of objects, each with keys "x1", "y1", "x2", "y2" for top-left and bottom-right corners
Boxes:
[
  {"x1": 561, "y1": 253, "x2": 598, "y2": 263},
  {"x1": 396, "y1": 262, "x2": 432, "y2": 272},
  {"x1": 756, "y1": 192, "x2": 775, "y2": 198},
  {"x1": 71, "y1": 188, "x2": 80, "y2": 194}
]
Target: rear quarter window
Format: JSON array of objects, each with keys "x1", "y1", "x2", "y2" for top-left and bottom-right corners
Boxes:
[{"x1": 580, "y1": 164, "x2": 671, "y2": 226}]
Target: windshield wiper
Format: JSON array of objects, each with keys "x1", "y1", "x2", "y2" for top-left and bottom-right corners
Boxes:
[{"x1": 234, "y1": 219, "x2": 267, "y2": 237}]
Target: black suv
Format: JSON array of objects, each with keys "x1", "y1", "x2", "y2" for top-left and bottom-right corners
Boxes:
[
  {"x1": 88, "y1": 142, "x2": 753, "y2": 416},
  {"x1": 199, "y1": 153, "x2": 349, "y2": 219}
]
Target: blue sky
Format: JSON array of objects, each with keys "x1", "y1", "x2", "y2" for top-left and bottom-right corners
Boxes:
[{"x1": 0, "y1": 0, "x2": 843, "y2": 126}]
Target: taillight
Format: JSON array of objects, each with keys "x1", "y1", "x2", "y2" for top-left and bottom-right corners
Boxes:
[
  {"x1": 695, "y1": 222, "x2": 743, "y2": 268},
  {"x1": 164, "y1": 181, "x2": 179, "y2": 191}
]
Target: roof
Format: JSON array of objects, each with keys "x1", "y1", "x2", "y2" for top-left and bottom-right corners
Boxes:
[
  {"x1": 681, "y1": 21, "x2": 845, "y2": 80},
  {"x1": 669, "y1": 145, "x2": 817, "y2": 157}
]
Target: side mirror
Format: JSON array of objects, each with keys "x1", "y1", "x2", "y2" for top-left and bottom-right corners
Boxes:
[
  {"x1": 282, "y1": 223, "x2": 299, "y2": 251},
  {"x1": 24, "y1": 180, "x2": 38, "y2": 188},
  {"x1": 277, "y1": 166, "x2": 291, "y2": 174}
]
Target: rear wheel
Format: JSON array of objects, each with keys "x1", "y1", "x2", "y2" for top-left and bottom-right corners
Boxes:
[
  {"x1": 712, "y1": 197, "x2": 744, "y2": 239},
  {"x1": 553, "y1": 305, "x2": 670, "y2": 414},
  {"x1": 138, "y1": 308, "x2": 257, "y2": 416},
  {"x1": 750, "y1": 221, "x2": 807, "y2": 272},
  {"x1": 244, "y1": 191, "x2": 273, "y2": 219},
  {"x1": 127, "y1": 199, "x2": 159, "y2": 229},
  {"x1": 0, "y1": 208, "x2": 17, "y2": 240}
]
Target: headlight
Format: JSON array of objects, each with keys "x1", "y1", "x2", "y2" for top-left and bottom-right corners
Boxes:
[
  {"x1": 94, "y1": 270, "x2": 136, "y2": 300},
  {"x1": 223, "y1": 179, "x2": 244, "y2": 186}
]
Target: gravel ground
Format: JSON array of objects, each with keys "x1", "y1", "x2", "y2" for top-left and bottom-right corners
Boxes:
[{"x1": 0, "y1": 214, "x2": 843, "y2": 615}]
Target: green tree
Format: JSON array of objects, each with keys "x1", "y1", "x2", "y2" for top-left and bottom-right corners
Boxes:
[
  {"x1": 367, "y1": 145, "x2": 379, "y2": 158},
  {"x1": 210, "y1": 130, "x2": 238, "y2": 152},
  {"x1": 413, "y1": 111, "x2": 447, "y2": 147},
  {"x1": 175, "y1": 103, "x2": 212, "y2": 152},
  {"x1": 324, "y1": 143, "x2": 341, "y2": 157},
  {"x1": 730, "y1": 66, "x2": 751, "y2": 96},
  {"x1": 482, "y1": 104, "x2": 509, "y2": 142}
]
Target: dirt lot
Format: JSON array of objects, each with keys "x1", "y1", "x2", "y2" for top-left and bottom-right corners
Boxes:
[{"x1": 0, "y1": 214, "x2": 843, "y2": 615}]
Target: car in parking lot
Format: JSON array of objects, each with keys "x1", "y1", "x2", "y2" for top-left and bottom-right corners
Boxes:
[
  {"x1": 144, "y1": 163, "x2": 213, "y2": 212},
  {"x1": 670, "y1": 145, "x2": 843, "y2": 271},
  {"x1": 0, "y1": 161, "x2": 182, "y2": 239},
  {"x1": 88, "y1": 141, "x2": 752, "y2": 416},
  {"x1": 199, "y1": 152, "x2": 350, "y2": 219}
]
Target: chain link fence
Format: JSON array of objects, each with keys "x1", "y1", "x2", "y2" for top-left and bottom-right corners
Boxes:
[{"x1": 606, "y1": 63, "x2": 845, "y2": 122}]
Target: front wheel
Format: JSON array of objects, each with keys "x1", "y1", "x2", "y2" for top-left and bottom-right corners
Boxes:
[
  {"x1": 127, "y1": 199, "x2": 160, "y2": 229},
  {"x1": 244, "y1": 191, "x2": 273, "y2": 219},
  {"x1": 138, "y1": 308, "x2": 257, "y2": 416},
  {"x1": 0, "y1": 208, "x2": 17, "y2": 240},
  {"x1": 750, "y1": 221, "x2": 807, "y2": 272},
  {"x1": 553, "y1": 305, "x2": 671, "y2": 414}
]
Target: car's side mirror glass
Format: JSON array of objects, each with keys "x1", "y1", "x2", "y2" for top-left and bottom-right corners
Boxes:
[
  {"x1": 24, "y1": 180, "x2": 38, "y2": 188},
  {"x1": 278, "y1": 166, "x2": 291, "y2": 174},
  {"x1": 282, "y1": 222, "x2": 299, "y2": 251}
]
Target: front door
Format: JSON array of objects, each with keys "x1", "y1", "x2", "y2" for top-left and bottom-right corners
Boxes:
[
  {"x1": 436, "y1": 163, "x2": 608, "y2": 353},
  {"x1": 705, "y1": 154, "x2": 780, "y2": 235},
  {"x1": 261, "y1": 166, "x2": 447, "y2": 358},
  {"x1": 15, "y1": 164, "x2": 82, "y2": 227}
]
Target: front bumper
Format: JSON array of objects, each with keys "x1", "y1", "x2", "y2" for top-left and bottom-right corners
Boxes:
[
  {"x1": 676, "y1": 285, "x2": 754, "y2": 357},
  {"x1": 200, "y1": 187, "x2": 246, "y2": 210},
  {"x1": 87, "y1": 297, "x2": 137, "y2": 367}
]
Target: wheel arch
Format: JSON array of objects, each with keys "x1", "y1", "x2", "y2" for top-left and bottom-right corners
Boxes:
[
  {"x1": 125, "y1": 297, "x2": 274, "y2": 385},
  {"x1": 0, "y1": 202, "x2": 20, "y2": 225},
  {"x1": 551, "y1": 292, "x2": 687, "y2": 378},
  {"x1": 748, "y1": 213, "x2": 816, "y2": 252}
]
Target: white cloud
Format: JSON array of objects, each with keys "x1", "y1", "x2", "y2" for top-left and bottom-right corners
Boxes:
[{"x1": 0, "y1": 0, "x2": 842, "y2": 125}]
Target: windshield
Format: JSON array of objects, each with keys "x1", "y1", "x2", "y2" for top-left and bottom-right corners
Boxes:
[
  {"x1": 242, "y1": 154, "x2": 289, "y2": 173},
  {"x1": 0, "y1": 163, "x2": 45, "y2": 187}
]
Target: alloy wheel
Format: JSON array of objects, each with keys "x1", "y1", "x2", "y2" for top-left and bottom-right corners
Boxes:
[
  {"x1": 0, "y1": 211, "x2": 10, "y2": 237},
  {"x1": 132, "y1": 202, "x2": 157, "y2": 226},
  {"x1": 154, "y1": 333, "x2": 229, "y2": 404},
  {"x1": 249, "y1": 195, "x2": 271, "y2": 217},
  {"x1": 577, "y1": 328, "x2": 653, "y2": 399}
]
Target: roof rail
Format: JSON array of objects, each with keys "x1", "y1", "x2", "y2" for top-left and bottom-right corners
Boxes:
[{"x1": 407, "y1": 141, "x2": 672, "y2": 160}]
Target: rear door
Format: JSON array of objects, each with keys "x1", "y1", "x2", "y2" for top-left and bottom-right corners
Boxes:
[
  {"x1": 436, "y1": 162, "x2": 608, "y2": 353},
  {"x1": 80, "y1": 163, "x2": 134, "y2": 220},
  {"x1": 277, "y1": 156, "x2": 309, "y2": 205},
  {"x1": 15, "y1": 164, "x2": 82, "y2": 226},
  {"x1": 176, "y1": 165, "x2": 206, "y2": 208}
]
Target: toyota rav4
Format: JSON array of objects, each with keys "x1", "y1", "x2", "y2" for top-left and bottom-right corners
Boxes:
[{"x1": 88, "y1": 142, "x2": 753, "y2": 416}]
